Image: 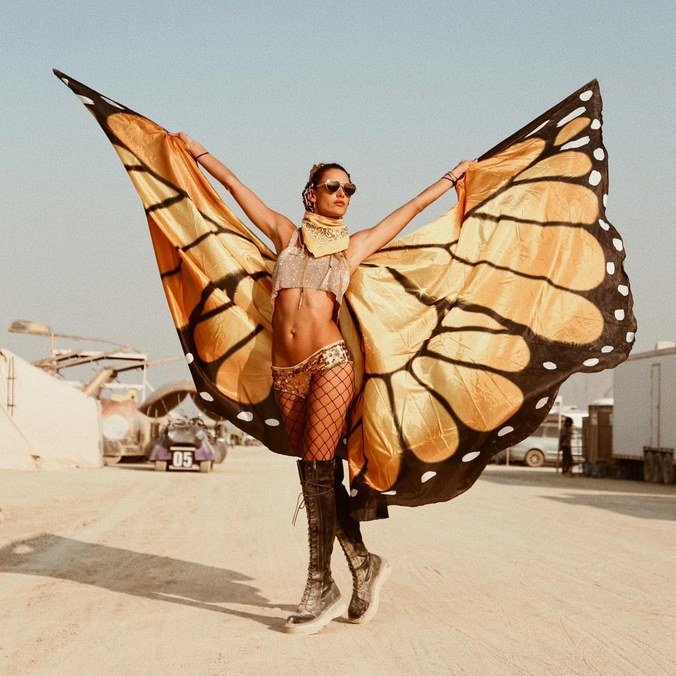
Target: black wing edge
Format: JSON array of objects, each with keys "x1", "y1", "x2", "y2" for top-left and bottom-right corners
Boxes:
[
  {"x1": 53, "y1": 68, "x2": 152, "y2": 124},
  {"x1": 478, "y1": 79, "x2": 600, "y2": 161}
]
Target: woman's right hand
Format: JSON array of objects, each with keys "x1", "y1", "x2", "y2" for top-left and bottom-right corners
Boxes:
[
  {"x1": 175, "y1": 132, "x2": 294, "y2": 252},
  {"x1": 176, "y1": 132, "x2": 207, "y2": 159}
]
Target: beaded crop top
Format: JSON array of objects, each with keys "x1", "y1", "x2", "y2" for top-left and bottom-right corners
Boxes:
[{"x1": 271, "y1": 229, "x2": 351, "y2": 308}]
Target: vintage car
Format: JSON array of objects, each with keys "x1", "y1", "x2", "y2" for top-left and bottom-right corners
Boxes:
[
  {"x1": 148, "y1": 416, "x2": 224, "y2": 473},
  {"x1": 139, "y1": 380, "x2": 229, "y2": 472},
  {"x1": 493, "y1": 416, "x2": 585, "y2": 468}
]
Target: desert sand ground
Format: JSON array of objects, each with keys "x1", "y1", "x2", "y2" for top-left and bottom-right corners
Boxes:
[{"x1": 1, "y1": 446, "x2": 674, "y2": 676}]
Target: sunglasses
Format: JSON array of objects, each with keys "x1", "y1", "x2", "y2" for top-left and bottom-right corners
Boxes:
[{"x1": 314, "y1": 179, "x2": 357, "y2": 197}]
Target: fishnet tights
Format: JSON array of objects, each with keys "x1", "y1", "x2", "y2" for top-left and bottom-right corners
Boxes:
[{"x1": 275, "y1": 362, "x2": 354, "y2": 461}]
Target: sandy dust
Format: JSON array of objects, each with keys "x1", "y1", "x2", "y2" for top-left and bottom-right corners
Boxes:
[{"x1": 1, "y1": 446, "x2": 674, "y2": 675}]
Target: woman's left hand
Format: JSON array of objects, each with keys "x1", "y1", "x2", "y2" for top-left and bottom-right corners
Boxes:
[{"x1": 449, "y1": 159, "x2": 476, "y2": 181}]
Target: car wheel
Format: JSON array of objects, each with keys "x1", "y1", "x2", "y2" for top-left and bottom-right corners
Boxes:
[
  {"x1": 524, "y1": 448, "x2": 545, "y2": 468},
  {"x1": 213, "y1": 446, "x2": 228, "y2": 464},
  {"x1": 199, "y1": 461, "x2": 212, "y2": 473},
  {"x1": 154, "y1": 460, "x2": 168, "y2": 472}
]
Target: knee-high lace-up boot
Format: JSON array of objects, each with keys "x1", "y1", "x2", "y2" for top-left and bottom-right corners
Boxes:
[
  {"x1": 284, "y1": 459, "x2": 346, "y2": 634},
  {"x1": 334, "y1": 460, "x2": 391, "y2": 624}
]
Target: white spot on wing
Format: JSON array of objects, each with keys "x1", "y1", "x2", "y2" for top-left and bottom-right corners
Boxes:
[
  {"x1": 535, "y1": 397, "x2": 549, "y2": 409},
  {"x1": 462, "y1": 451, "x2": 481, "y2": 463},
  {"x1": 589, "y1": 170, "x2": 602, "y2": 186},
  {"x1": 626, "y1": 331, "x2": 635, "y2": 342},
  {"x1": 61, "y1": 77, "x2": 69, "y2": 85},
  {"x1": 526, "y1": 120, "x2": 549, "y2": 137},
  {"x1": 606, "y1": 262, "x2": 615, "y2": 275},
  {"x1": 613, "y1": 238, "x2": 623, "y2": 251},
  {"x1": 618, "y1": 285, "x2": 629, "y2": 296},
  {"x1": 199, "y1": 391, "x2": 214, "y2": 402},
  {"x1": 421, "y1": 471, "x2": 437, "y2": 483},
  {"x1": 185, "y1": 352, "x2": 194, "y2": 364},
  {"x1": 556, "y1": 107, "x2": 586, "y2": 127},
  {"x1": 560, "y1": 136, "x2": 590, "y2": 151},
  {"x1": 350, "y1": 488, "x2": 358, "y2": 497},
  {"x1": 102, "y1": 96, "x2": 125, "y2": 110},
  {"x1": 599, "y1": 219, "x2": 610, "y2": 231},
  {"x1": 264, "y1": 418, "x2": 280, "y2": 427},
  {"x1": 583, "y1": 358, "x2": 600, "y2": 367},
  {"x1": 591, "y1": 119, "x2": 601, "y2": 130},
  {"x1": 543, "y1": 362, "x2": 557, "y2": 370},
  {"x1": 579, "y1": 90, "x2": 593, "y2": 101},
  {"x1": 593, "y1": 148, "x2": 605, "y2": 160},
  {"x1": 381, "y1": 490, "x2": 397, "y2": 496},
  {"x1": 237, "y1": 411, "x2": 254, "y2": 422},
  {"x1": 603, "y1": 193, "x2": 608, "y2": 207},
  {"x1": 76, "y1": 95, "x2": 94, "y2": 105},
  {"x1": 615, "y1": 309, "x2": 625, "y2": 321},
  {"x1": 497, "y1": 426, "x2": 514, "y2": 437},
  {"x1": 601, "y1": 346, "x2": 614, "y2": 354}
]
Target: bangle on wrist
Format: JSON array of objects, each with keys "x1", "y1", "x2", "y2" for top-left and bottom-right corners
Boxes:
[
  {"x1": 194, "y1": 151, "x2": 210, "y2": 161},
  {"x1": 442, "y1": 171, "x2": 457, "y2": 185}
]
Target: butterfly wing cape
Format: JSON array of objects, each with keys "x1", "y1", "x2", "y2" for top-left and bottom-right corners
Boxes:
[{"x1": 56, "y1": 70, "x2": 635, "y2": 514}]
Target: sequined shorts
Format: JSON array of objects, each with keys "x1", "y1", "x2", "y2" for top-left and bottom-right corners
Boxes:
[{"x1": 271, "y1": 340, "x2": 352, "y2": 397}]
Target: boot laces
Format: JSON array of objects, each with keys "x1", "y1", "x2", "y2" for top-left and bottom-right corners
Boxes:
[{"x1": 291, "y1": 480, "x2": 333, "y2": 526}]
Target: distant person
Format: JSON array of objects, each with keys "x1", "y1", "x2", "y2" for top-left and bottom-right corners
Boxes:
[{"x1": 560, "y1": 417, "x2": 574, "y2": 475}]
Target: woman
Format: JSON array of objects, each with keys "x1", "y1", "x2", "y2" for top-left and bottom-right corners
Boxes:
[{"x1": 179, "y1": 132, "x2": 472, "y2": 634}]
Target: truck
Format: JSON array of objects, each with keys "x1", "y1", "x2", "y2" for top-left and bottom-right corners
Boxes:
[{"x1": 612, "y1": 344, "x2": 676, "y2": 484}]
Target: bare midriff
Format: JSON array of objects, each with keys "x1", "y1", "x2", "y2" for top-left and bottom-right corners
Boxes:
[{"x1": 272, "y1": 287, "x2": 343, "y2": 367}]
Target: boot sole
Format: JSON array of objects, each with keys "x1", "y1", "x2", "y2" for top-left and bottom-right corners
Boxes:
[
  {"x1": 349, "y1": 558, "x2": 392, "y2": 625},
  {"x1": 284, "y1": 596, "x2": 348, "y2": 635}
]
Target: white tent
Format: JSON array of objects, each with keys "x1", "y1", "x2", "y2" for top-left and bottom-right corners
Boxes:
[{"x1": 0, "y1": 349, "x2": 103, "y2": 470}]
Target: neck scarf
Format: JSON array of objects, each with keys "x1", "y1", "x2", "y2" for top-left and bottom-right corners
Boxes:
[{"x1": 301, "y1": 211, "x2": 349, "y2": 257}]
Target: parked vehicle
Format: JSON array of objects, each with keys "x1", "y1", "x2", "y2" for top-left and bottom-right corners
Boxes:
[
  {"x1": 612, "y1": 344, "x2": 676, "y2": 483},
  {"x1": 149, "y1": 416, "x2": 222, "y2": 473},
  {"x1": 494, "y1": 415, "x2": 584, "y2": 467},
  {"x1": 100, "y1": 397, "x2": 150, "y2": 465}
]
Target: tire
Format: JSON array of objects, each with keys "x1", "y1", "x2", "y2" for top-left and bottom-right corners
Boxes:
[
  {"x1": 643, "y1": 453, "x2": 654, "y2": 482},
  {"x1": 524, "y1": 448, "x2": 545, "y2": 468},
  {"x1": 662, "y1": 454, "x2": 674, "y2": 485},
  {"x1": 213, "y1": 446, "x2": 228, "y2": 464},
  {"x1": 612, "y1": 463, "x2": 628, "y2": 480},
  {"x1": 199, "y1": 461, "x2": 212, "y2": 474},
  {"x1": 154, "y1": 460, "x2": 168, "y2": 472}
]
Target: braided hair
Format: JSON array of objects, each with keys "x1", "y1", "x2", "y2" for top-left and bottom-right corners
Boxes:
[{"x1": 302, "y1": 162, "x2": 352, "y2": 212}]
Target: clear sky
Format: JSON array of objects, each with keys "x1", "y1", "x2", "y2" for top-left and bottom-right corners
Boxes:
[{"x1": 1, "y1": 0, "x2": 675, "y2": 397}]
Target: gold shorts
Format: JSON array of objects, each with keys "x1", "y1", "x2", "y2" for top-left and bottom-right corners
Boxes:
[{"x1": 271, "y1": 340, "x2": 352, "y2": 397}]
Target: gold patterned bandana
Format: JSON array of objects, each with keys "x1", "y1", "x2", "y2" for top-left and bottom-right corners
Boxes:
[{"x1": 301, "y1": 211, "x2": 349, "y2": 257}]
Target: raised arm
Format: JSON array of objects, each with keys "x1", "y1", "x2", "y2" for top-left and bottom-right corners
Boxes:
[
  {"x1": 345, "y1": 160, "x2": 475, "y2": 270},
  {"x1": 177, "y1": 133, "x2": 295, "y2": 253}
]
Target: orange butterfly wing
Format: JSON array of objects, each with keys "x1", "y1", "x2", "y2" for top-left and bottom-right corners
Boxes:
[{"x1": 57, "y1": 73, "x2": 635, "y2": 514}]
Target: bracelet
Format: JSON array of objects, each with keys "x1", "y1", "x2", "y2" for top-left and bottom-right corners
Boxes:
[
  {"x1": 442, "y1": 171, "x2": 458, "y2": 184},
  {"x1": 194, "y1": 151, "x2": 210, "y2": 161}
]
